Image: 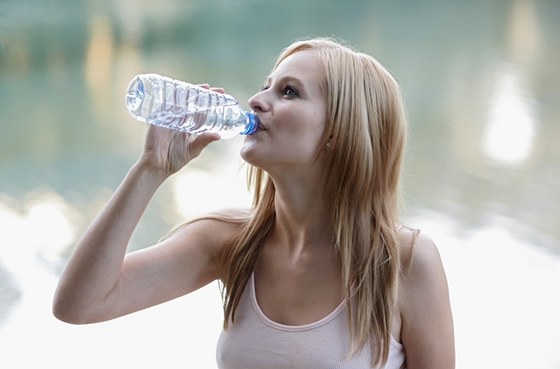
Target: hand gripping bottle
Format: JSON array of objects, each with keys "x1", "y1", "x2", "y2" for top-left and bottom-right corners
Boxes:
[{"x1": 125, "y1": 73, "x2": 259, "y2": 139}]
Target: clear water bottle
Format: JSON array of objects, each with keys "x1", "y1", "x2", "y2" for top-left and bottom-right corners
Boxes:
[{"x1": 125, "y1": 73, "x2": 259, "y2": 139}]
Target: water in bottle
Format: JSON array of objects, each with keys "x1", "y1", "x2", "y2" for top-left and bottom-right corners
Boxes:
[{"x1": 125, "y1": 73, "x2": 259, "y2": 139}]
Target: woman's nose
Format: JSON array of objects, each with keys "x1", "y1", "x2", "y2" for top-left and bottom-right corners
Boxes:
[{"x1": 248, "y1": 90, "x2": 269, "y2": 113}]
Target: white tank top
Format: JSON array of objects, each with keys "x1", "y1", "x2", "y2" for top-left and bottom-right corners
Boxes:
[{"x1": 216, "y1": 272, "x2": 405, "y2": 369}]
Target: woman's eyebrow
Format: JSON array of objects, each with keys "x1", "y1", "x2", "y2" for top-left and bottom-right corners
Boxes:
[{"x1": 265, "y1": 75, "x2": 306, "y2": 89}]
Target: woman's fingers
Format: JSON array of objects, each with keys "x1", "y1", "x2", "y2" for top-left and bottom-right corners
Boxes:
[{"x1": 188, "y1": 132, "x2": 221, "y2": 158}]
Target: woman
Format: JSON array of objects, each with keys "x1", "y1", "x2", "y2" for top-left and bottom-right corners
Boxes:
[{"x1": 53, "y1": 37, "x2": 454, "y2": 368}]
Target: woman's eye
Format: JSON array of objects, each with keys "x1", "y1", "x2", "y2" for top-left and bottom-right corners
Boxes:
[
  {"x1": 283, "y1": 86, "x2": 299, "y2": 97},
  {"x1": 261, "y1": 85, "x2": 270, "y2": 91}
]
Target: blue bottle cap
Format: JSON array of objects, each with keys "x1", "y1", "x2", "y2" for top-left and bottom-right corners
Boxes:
[{"x1": 242, "y1": 112, "x2": 260, "y2": 135}]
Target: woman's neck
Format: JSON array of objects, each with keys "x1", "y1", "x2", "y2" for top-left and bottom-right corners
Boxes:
[{"x1": 269, "y1": 176, "x2": 333, "y2": 256}]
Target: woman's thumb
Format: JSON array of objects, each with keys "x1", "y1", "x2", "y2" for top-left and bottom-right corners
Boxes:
[{"x1": 188, "y1": 132, "x2": 221, "y2": 157}]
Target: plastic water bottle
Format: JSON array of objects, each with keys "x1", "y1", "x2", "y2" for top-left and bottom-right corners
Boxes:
[{"x1": 125, "y1": 73, "x2": 259, "y2": 139}]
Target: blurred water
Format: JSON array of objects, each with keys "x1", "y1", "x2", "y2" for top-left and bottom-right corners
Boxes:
[{"x1": 1, "y1": 0, "x2": 559, "y2": 368}]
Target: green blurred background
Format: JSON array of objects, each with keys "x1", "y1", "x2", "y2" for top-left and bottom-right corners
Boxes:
[{"x1": 1, "y1": 0, "x2": 559, "y2": 368}]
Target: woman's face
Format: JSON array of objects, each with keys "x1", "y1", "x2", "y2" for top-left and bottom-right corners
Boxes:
[{"x1": 241, "y1": 49, "x2": 327, "y2": 175}]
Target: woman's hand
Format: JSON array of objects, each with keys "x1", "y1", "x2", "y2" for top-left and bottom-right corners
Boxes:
[{"x1": 139, "y1": 85, "x2": 224, "y2": 175}]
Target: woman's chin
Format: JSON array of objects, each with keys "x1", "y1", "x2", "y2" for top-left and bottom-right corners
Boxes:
[{"x1": 240, "y1": 141, "x2": 259, "y2": 165}]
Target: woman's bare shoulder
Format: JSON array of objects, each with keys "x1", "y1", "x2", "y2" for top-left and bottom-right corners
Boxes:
[
  {"x1": 161, "y1": 207, "x2": 251, "y2": 253},
  {"x1": 397, "y1": 226, "x2": 446, "y2": 287}
]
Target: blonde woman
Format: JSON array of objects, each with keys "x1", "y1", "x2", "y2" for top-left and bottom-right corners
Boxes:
[{"x1": 54, "y1": 37, "x2": 454, "y2": 368}]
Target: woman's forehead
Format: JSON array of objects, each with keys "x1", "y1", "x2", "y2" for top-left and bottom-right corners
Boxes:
[{"x1": 270, "y1": 49, "x2": 322, "y2": 83}]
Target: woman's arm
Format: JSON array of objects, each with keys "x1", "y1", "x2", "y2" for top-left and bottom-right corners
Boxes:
[
  {"x1": 52, "y1": 123, "x2": 225, "y2": 324},
  {"x1": 399, "y1": 232, "x2": 455, "y2": 369}
]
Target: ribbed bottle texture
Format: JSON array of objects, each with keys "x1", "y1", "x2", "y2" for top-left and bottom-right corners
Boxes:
[{"x1": 126, "y1": 73, "x2": 258, "y2": 139}]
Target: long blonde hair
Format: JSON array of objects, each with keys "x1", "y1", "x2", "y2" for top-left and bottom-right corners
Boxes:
[{"x1": 219, "y1": 37, "x2": 408, "y2": 367}]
